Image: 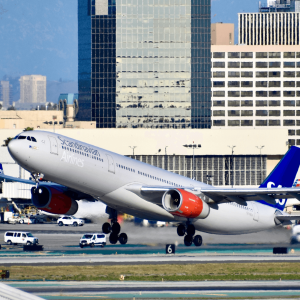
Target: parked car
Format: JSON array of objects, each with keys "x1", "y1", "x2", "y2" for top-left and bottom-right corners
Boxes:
[
  {"x1": 79, "y1": 233, "x2": 106, "y2": 248},
  {"x1": 57, "y1": 216, "x2": 84, "y2": 226},
  {"x1": 4, "y1": 231, "x2": 38, "y2": 245},
  {"x1": 291, "y1": 225, "x2": 300, "y2": 243}
]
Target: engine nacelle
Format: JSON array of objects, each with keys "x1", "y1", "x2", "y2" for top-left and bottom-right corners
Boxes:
[
  {"x1": 31, "y1": 186, "x2": 78, "y2": 215},
  {"x1": 162, "y1": 188, "x2": 210, "y2": 219}
]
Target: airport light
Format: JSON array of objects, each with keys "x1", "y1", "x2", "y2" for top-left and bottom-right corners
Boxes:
[
  {"x1": 183, "y1": 143, "x2": 201, "y2": 180},
  {"x1": 129, "y1": 146, "x2": 137, "y2": 156},
  {"x1": 228, "y1": 146, "x2": 236, "y2": 187},
  {"x1": 256, "y1": 145, "x2": 265, "y2": 183}
]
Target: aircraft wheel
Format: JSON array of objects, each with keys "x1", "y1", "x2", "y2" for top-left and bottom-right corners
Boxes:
[
  {"x1": 184, "y1": 235, "x2": 193, "y2": 247},
  {"x1": 112, "y1": 222, "x2": 121, "y2": 235},
  {"x1": 187, "y1": 224, "x2": 195, "y2": 236},
  {"x1": 193, "y1": 235, "x2": 202, "y2": 247},
  {"x1": 177, "y1": 224, "x2": 186, "y2": 236},
  {"x1": 109, "y1": 233, "x2": 118, "y2": 245},
  {"x1": 102, "y1": 222, "x2": 111, "y2": 234},
  {"x1": 119, "y1": 233, "x2": 128, "y2": 245}
]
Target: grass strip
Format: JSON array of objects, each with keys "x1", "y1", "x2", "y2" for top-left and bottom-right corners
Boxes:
[{"x1": 2, "y1": 262, "x2": 300, "y2": 281}]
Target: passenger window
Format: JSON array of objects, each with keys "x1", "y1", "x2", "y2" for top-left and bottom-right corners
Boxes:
[
  {"x1": 18, "y1": 136, "x2": 26, "y2": 140},
  {"x1": 31, "y1": 137, "x2": 37, "y2": 142},
  {"x1": 27, "y1": 136, "x2": 31, "y2": 141},
  {"x1": 92, "y1": 235, "x2": 96, "y2": 240},
  {"x1": 17, "y1": 233, "x2": 21, "y2": 237},
  {"x1": 22, "y1": 234, "x2": 26, "y2": 238}
]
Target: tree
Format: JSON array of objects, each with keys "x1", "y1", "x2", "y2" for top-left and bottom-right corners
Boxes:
[
  {"x1": 2, "y1": 137, "x2": 13, "y2": 147},
  {"x1": 23, "y1": 127, "x2": 34, "y2": 131}
]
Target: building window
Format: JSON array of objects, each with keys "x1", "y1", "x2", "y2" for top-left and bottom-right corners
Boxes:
[
  {"x1": 228, "y1": 91, "x2": 240, "y2": 97},
  {"x1": 256, "y1": 52, "x2": 268, "y2": 59},
  {"x1": 297, "y1": 140, "x2": 300, "y2": 145},
  {"x1": 284, "y1": 62, "x2": 295, "y2": 68},
  {"x1": 256, "y1": 110, "x2": 268, "y2": 117},
  {"x1": 213, "y1": 52, "x2": 225, "y2": 59},
  {"x1": 228, "y1": 72, "x2": 240, "y2": 77},
  {"x1": 269, "y1": 52, "x2": 281, "y2": 59},
  {"x1": 228, "y1": 81, "x2": 240, "y2": 88},
  {"x1": 241, "y1": 62, "x2": 253, "y2": 68},
  {"x1": 241, "y1": 120, "x2": 253, "y2": 126},
  {"x1": 256, "y1": 120, "x2": 267, "y2": 126},
  {"x1": 297, "y1": 72, "x2": 300, "y2": 77},
  {"x1": 283, "y1": 91, "x2": 295, "y2": 97},
  {"x1": 297, "y1": 111, "x2": 300, "y2": 116},
  {"x1": 256, "y1": 91, "x2": 267, "y2": 97},
  {"x1": 256, "y1": 62, "x2": 268, "y2": 68},
  {"x1": 283, "y1": 100, "x2": 295, "y2": 106},
  {"x1": 284, "y1": 52, "x2": 295, "y2": 58},
  {"x1": 228, "y1": 110, "x2": 240, "y2": 117},
  {"x1": 269, "y1": 120, "x2": 280, "y2": 126},
  {"x1": 269, "y1": 62, "x2": 281, "y2": 68},
  {"x1": 241, "y1": 91, "x2": 253, "y2": 97},
  {"x1": 269, "y1": 91, "x2": 281, "y2": 97},
  {"x1": 213, "y1": 120, "x2": 225, "y2": 126},
  {"x1": 256, "y1": 81, "x2": 267, "y2": 87},
  {"x1": 269, "y1": 110, "x2": 280, "y2": 116},
  {"x1": 241, "y1": 72, "x2": 253, "y2": 77},
  {"x1": 256, "y1": 100, "x2": 267, "y2": 106},
  {"x1": 241, "y1": 110, "x2": 253, "y2": 116},
  {"x1": 288, "y1": 130, "x2": 296, "y2": 136},
  {"x1": 241, "y1": 81, "x2": 253, "y2": 88},
  {"x1": 213, "y1": 71, "x2": 225, "y2": 78},
  {"x1": 289, "y1": 139, "x2": 296, "y2": 146},
  {"x1": 241, "y1": 100, "x2": 253, "y2": 107},
  {"x1": 256, "y1": 72, "x2": 268, "y2": 78},
  {"x1": 269, "y1": 81, "x2": 281, "y2": 87},
  {"x1": 228, "y1": 100, "x2": 240, "y2": 107},
  {"x1": 297, "y1": 62, "x2": 300, "y2": 68},
  {"x1": 284, "y1": 71, "x2": 295, "y2": 77},
  {"x1": 228, "y1": 120, "x2": 240, "y2": 126},
  {"x1": 296, "y1": 130, "x2": 300, "y2": 135},
  {"x1": 269, "y1": 72, "x2": 280, "y2": 77},
  {"x1": 269, "y1": 100, "x2": 280, "y2": 106},
  {"x1": 213, "y1": 62, "x2": 225, "y2": 68},
  {"x1": 283, "y1": 81, "x2": 295, "y2": 87},
  {"x1": 284, "y1": 120, "x2": 296, "y2": 126},
  {"x1": 241, "y1": 52, "x2": 253, "y2": 58},
  {"x1": 213, "y1": 91, "x2": 225, "y2": 97},
  {"x1": 228, "y1": 62, "x2": 240, "y2": 68},
  {"x1": 297, "y1": 53, "x2": 300, "y2": 58},
  {"x1": 297, "y1": 91, "x2": 300, "y2": 97},
  {"x1": 213, "y1": 81, "x2": 225, "y2": 87},
  {"x1": 213, "y1": 110, "x2": 225, "y2": 116},
  {"x1": 228, "y1": 52, "x2": 240, "y2": 59},
  {"x1": 297, "y1": 82, "x2": 300, "y2": 87},
  {"x1": 213, "y1": 100, "x2": 225, "y2": 107},
  {"x1": 283, "y1": 110, "x2": 295, "y2": 116}
]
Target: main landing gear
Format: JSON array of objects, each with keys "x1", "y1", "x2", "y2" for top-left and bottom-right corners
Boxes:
[
  {"x1": 177, "y1": 223, "x2": 202, "y2": 247},
  {"x1": 102, "y1": 220, "x2": 128, "y2": 245}
]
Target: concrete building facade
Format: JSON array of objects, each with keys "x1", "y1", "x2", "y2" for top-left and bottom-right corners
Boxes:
[
  {"x1": 0, "y1": 81, "x2": 12, "y2": 108},
  {"x1": 211, "y1": 23, "x2": 234, "y2": 45},
  {"x1": 19, "y1": 75, "x2": 46, "y2": 104}
]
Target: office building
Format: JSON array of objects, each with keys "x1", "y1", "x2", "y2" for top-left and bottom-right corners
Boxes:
[
  {"x1": 0, "y1": 81, "x2": 12, "y2": 108},
  {"x1": 19, "y1": 75, "x2": 46, "y2": 104},
  {"x1": 78, "y1": 0, "x2": 211, "y2": 129},
  {"x1": 259, "y1": 0, "x2": 300, "y2": 12},
  {"x1": 211, "y1": 23, "x2": 234, "y2": 45},
  {"x1": 211, "y1": 45, "x2": 300, "y2": 146}
]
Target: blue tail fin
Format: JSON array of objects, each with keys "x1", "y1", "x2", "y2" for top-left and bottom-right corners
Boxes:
[
  {"x1": 258, "y1": 146, "x2": 300, "y2": 210},
  {"x1": 0, "y1": 163, "x2": 3, "y2": 174}
]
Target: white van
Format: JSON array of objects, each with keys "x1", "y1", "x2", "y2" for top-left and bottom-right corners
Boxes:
[
  {"x1": 79, "y1": 233, "x2": 106, "y2": 248},
  {"x1": 4, "y1": 231, "x2": 38, "y2": 245}
]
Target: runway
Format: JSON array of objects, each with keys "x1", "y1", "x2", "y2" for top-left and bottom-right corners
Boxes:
[{"x1": 6, "y1": 280, "x2": 300, "y2": 299}]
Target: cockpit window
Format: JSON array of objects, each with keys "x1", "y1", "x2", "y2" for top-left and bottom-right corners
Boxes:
[
  {"x1": 18, "y1": 136, "x2": 26, "y2": 140},
  {"x1": 31, "y1": 137, "x2": 37, "y2": 142},
  {"x1": 14, "y1": 134, "x2": 20, "y2": 139},
  {"x1": 27, "y1": 136, "x2": 31, "y2": 141}
]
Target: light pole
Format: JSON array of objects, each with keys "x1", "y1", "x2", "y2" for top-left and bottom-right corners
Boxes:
[
  {"x1": 228, "y1": 146, "x2": 236, "y2": 187},
  {"x1": 129, "y1": 146, "x2": 137, "y2": 156},
  {"x1": 183, "y1": 142, "x2": 201, "y2": 180},
  {"x1": 256, "y1": 145, "x2": 265, "y2": 183}
]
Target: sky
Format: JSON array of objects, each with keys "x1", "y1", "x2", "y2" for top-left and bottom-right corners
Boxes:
[{"x1": 0, "y1": 0, "x2": 260, "y2": 82}]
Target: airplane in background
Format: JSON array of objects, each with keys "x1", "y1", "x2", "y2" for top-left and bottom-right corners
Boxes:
[{"x1": 2, "y1": 130, "x2": 300, "y2": 247}]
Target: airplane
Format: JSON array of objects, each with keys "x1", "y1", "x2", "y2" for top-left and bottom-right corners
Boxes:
[{"x1": 2, "y1": 130, "x2": 300, "y2": 247}]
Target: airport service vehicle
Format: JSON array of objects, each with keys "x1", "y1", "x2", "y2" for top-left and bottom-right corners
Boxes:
[
  {"x1": 4, "y1": 231, "x2": 38, "y2": 245},
  {"x1": 291, "y1": 225, "x2": 300, "y2": 243},
  {"x1": 79, "y1": 233, "x2": 106, "y2": 248},
  {"x1": 57, "y1": 216, "x2": 84, "y2": 226},
  {"x1": 2, "y1": 131, "x2": 300, "y2": 247}
]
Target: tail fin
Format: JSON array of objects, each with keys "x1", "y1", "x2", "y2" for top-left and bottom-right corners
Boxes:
[
  {"x1": 258, "y1": 146, "x2": 300, "y2": 210},
  {"x1": 0, "y1": 163, "x2": 3, "y2": 174}
]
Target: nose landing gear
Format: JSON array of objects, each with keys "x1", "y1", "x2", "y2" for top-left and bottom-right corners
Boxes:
[{"x1": 177, "y1": 223, "x2": 202, "y2": 247}]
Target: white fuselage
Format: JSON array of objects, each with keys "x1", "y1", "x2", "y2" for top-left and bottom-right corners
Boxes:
[{"x1": 8, "y1": 131, "x2": 278, "y2": 235}]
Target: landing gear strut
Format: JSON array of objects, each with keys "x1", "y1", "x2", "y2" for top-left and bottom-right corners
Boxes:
[
  {"x1": 102, "y1": 208, "x2": 128, "y2": 245},
  {"x1": 177, "y1": 223, "x2": 202, "y2": 247}
]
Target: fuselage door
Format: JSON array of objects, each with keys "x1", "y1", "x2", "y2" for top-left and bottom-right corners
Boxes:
[
  {"x1": 48, "y1": 136, "x2": 58, "y2": 155},
  {"x1": 106, "y1": 154, "x2": 115, "y2": 174},
  {"x1": 251, "y1": 202, "x2": 259, "y2": 222}
]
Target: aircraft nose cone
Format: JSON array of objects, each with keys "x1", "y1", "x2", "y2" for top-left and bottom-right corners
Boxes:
[{"x1": 8, "y1": 139, "x2": 19, "y2": 159}]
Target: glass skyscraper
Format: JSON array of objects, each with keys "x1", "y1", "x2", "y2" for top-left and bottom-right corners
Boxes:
[{"x1": 78, "y1": 0, "x2": 211, "y2": 129}]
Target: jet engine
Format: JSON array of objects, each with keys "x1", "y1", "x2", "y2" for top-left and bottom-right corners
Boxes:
[
  {"x1": 31, "y1": 186, "x2": 78, "y2": 215},
  {"x1": 162, "y1": 188, "x2": 210, "y2": 219}
]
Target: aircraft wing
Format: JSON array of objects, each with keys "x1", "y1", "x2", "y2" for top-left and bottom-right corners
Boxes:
[
  {"x1": 0, "y1": 173, "x2": 36, "y2": 185},
  {"x1": 275, "y1": 214, "x2": 300, "y2": 221},
  {"x1": 128, "y1": 185, "x2": 300, "y2": 206}
]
